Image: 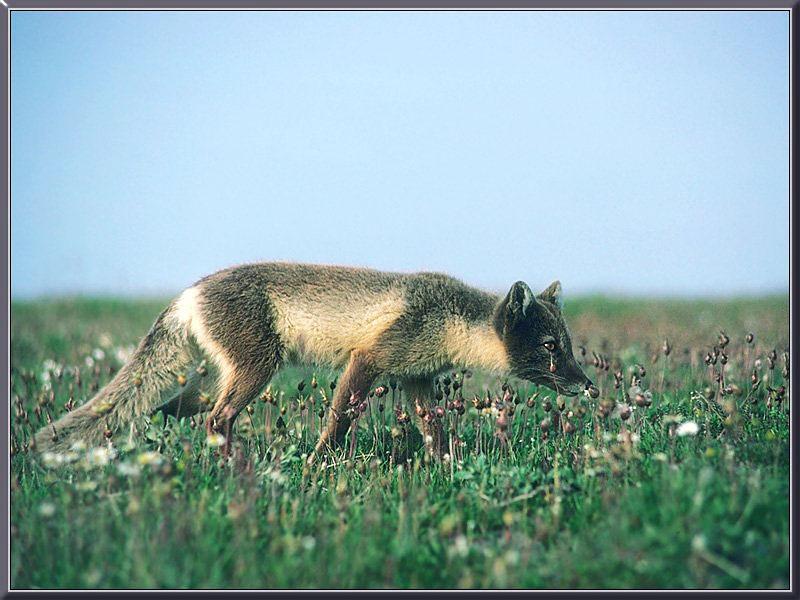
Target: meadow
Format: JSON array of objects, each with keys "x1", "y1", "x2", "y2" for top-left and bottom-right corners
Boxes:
[{"x1": 9, "y1": 295, "x2": 791, "y2": 589}]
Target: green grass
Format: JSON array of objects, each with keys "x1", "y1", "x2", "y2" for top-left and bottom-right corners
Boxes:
[{"x1": 10, "y1": 295, "x2": 790, "y2": 589}]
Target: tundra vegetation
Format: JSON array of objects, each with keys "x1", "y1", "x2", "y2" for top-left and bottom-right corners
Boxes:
[{"x1": 10, "y1": 295, "x2": 789, "y2": 589}]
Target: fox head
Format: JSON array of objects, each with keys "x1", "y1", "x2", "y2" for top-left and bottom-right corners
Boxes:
[{"x1": 494, "y1": 280, "x2": 592, "y2": 396}]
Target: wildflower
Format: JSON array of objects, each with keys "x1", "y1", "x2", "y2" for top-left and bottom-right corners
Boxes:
[
  {"x1": 653, "y1": 452, "x2": 668, "y2": 462},
  {"x1": 115, "y1": 346, "x2": 134, "y2": 363},
  {"x1": 676, "y1": 421, "x2": 700, "y2": 437},
  {"x1": 117, "y1": 462, "x2": 141, "y2": 478},
  {"x1": 41, "y1": 451, "x2": 79, "y2": 468},
  {"x1": 76, "y1": 480, "x2": 98, "y2": 492},
  {"x1": 136, "y1": 451, "x2": 164, "y2": 467},
  {"x1": 691, "y1": 534, "x2": 707, "y2": 552},
  {"x1": 85, "y1": 446, "x2": 115, "y2": 468},
  {"x1": 301, "y1": 536, "x2": 316, "y2": 551},
  {"x1": 614, "y1": 403, "x2": 633, "y2": 421},
  {"x1": 38, "y1": 502, "x2": 56, "y2": 518},
  {"x1": 206, "y1": 433, "x2": 226, "y2": 448},
  {"x1": 92, "y1": 399, "x2": 114, "y2": 416},
  {"x1": 92, "y1": 348, "x2": 106, "y2": 361},
  {"x1": 453, "y1": 534, "x2": 469, "y2": 557},
  {"x1": 70, "y1": 440, "x2": 88, "y2": 452},
  {"x1": 84, "y1": 356, "x2": 95, "y2": 368}
]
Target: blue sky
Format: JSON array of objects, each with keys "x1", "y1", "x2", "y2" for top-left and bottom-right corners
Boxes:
[{"x1": 11, "y1": 10, "x2": 789, "y2": 298}]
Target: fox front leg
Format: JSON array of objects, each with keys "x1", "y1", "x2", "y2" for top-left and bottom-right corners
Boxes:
[
  {"x1": 404, "y1": 378, "x2": 447, "y2": 459},
  {"x1": 311, "y1": 350, "x2": 379, "y2": 459}
]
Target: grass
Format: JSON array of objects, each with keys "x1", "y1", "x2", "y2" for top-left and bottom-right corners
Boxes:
[{"x1": 10, "y1": 295, "x2": 790, "y2": 589}]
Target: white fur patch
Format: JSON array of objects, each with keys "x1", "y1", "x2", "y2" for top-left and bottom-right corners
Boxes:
[{"x1": 171, "y1": 286, "x2": 234, "y2": 391}]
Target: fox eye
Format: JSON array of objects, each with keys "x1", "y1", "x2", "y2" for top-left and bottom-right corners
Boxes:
[{"x1": 543, "y1": 341, "x2": 556, "y2": 352}]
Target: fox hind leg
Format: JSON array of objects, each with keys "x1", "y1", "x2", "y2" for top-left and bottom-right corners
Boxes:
[{"x1": 205, "y1": 359, "x2": 279, "y2": 453}]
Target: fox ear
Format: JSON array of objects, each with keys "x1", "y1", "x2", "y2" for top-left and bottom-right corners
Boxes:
[
  {"x1": 495, "y1": 281, "x2": 534, "y2": 336},
  {"x1": 538, "y1": 280, "x2": 563, "y2": 308}
]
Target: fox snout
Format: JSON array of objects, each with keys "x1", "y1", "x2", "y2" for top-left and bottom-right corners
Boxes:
[{"x1": 548, "y1": 360, "x2": 593, "y2": 396}]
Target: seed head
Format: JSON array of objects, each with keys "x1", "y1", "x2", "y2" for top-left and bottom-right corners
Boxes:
[{"x1": 718, "y1": 331, "x2": 730, "y2": 348}]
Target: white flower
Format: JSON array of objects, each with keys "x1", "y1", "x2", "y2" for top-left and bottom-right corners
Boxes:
[
  {"x1": 92, "y1": 348, "x2": 106, "y2": 361},
  {"x1": 85, "y1": 446, "x2": 115, "y2": 468},
  {"x1": 136, "y1": 451, "x2": 164, "y2": 467},
  {"x1": 70, "y1": 440, "x2": 88, "y2": 452},
  {"x1": 84, "y1": 356, "x2": 95, "y2": 368},
  {"x1": 206, "y1": 433, "x2": 226, "y2": 448},
  {"x1": 301, "y1": 536, "x2": 316, "y2": 551},
  {"x1": 76, "y1": 480, "x2": 98, "y2": 492},
  {"x1": 98, "y1": 333, "x2": 113, "y2": 348},
  {"x1": 617, "y1": 432, "x2": 640, "y2": 444},
  {"x1": 676, "y1": 420, "x2": 700, "y2": 437},
  {"x1": 38, "y1": 502, "x2": 56, "y2": 518},
  {"x1": 692, "y1": 534, "x2": 707, "y2": 552},
  {"x1": 41, "y1": 451, "x2": 79, "y2": 468},
  {"x1": 653, "y1": 452, "x2": 668, "y2": 462},
  {"x1": 115, "y1": 346, "x2": 134, "y2": 363},
  {"x1": 453, "y1": 534, "x2": 469, "y2": 557},
  {"x1": 117, "y1": 462, "x2": 141, "y2": 478}
]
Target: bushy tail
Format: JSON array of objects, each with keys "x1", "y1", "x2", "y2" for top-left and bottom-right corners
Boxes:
[{"x1": 34, "y1": 303, "x2": 195, "y2": 453}]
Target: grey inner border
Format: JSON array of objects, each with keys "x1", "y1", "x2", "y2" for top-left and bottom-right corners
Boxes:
[{"x1": 1, "y1": 2, "x2": 794, "y2": 594}]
